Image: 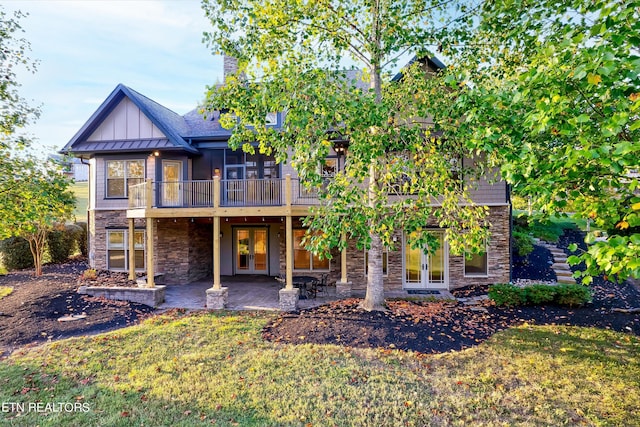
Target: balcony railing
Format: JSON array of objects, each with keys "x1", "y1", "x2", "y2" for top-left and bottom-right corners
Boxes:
[{"x1": 128, "y1": 177, "x2": 320, "y2": 209}]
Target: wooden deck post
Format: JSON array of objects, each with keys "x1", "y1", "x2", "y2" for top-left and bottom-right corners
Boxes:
[
  {"x1": 213, "y1": 216, "x2": 221, "y2": 290},
  {"x1": 145, "y1": 178, "x2": 153, "y2": 209},
  {"x1": 341, "y1": 231, "x2": 348, "y2": 283},
  {"x1": 213, "y1": 176, "x2": 220, "y2": 208},
  {"x1": 145, "y1": 218, "x2": 155, "y2": 288},
  {"x1": 128, "y1": 218, "x2": 136, "y2": 281},
  {"x1": 285, "y1": 174, "x2": 293, "y2": 290}
]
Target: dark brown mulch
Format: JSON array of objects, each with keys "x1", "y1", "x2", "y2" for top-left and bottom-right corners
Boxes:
[
  {"x1": 0, "y1": 258, "x2": 153, "y2": 357},
  {"x1": 264, "y1": 230, "x2": 640, "y2": 354}
]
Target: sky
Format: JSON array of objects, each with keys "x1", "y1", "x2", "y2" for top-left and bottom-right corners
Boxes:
[{"x1": 4, "y1": 0, "x2": 222, "y2": 153}]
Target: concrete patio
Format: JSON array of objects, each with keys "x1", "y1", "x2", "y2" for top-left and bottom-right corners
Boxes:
[
  {"x1": 157, "y1": 275, "x2": 456, "y2": 311},
  {"x1": 158, "y1": 275, "x2": 339, "y2": 311}
]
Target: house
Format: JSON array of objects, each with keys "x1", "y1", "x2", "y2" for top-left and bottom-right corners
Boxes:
[{"x1": 61, "y1": 57, "x2": 511, "y2": 310}]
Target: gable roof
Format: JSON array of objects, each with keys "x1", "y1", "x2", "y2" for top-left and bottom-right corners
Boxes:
[
  {"x1": 61, "y1": 84, "x2": 198, "y2": 155},
  {"x1": 391, "y1": 55, "x2": 445, "y2": 82}
]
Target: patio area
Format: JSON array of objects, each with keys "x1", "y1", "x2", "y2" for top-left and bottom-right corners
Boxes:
[{"x1": 158, "y1": 275, "x2": 339, "y2": 311}]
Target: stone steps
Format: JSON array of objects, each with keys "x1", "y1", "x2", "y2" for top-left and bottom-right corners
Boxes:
[{"x1": 533, "y1": 239, "x2": 577, "y2": 284}]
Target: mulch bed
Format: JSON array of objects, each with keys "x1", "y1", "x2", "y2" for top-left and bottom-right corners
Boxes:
[
  {"x1": 0, "y1": 258, "x2": 153, "y2": 357},
  {"x1": 263, "y1": 229, "x2": 640, "y2": 354},
  {"x1": 1, "y1": 229, "x2": 638, "y2": 357}
]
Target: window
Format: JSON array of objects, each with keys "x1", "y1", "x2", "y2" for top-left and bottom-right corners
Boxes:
[
  {"x1": 464, "y1": 251, "x2": 488, "y2": 277},
  {"x1": 107, "y1": 230, "x2": 145, "y2": 271},
  {"x1": 364, "y1": 248, "x2": 388, "y2": 276},
  {"x1": 265, "y1": 112, "x2": 278, "y2": 126},
  {"x1": 322, "y1": 158, "x2": 338, "y2": 178},
  {"x1": 293, "y1": 229, "x2": 329, "y2": 271},
  {"x1": 106, "y1": 160, "x2": 144, "y2": 198}
]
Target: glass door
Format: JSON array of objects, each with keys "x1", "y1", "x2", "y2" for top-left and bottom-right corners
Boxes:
[
  {"x1": 234, "y1": 228, "x2": 269, "y2": 274},
  {"x1": 403, "y1": 231, "x2": 448, "y2": 289},
  {"x1": 162, "y1": 160, "x2": 182, "y2": 206}
]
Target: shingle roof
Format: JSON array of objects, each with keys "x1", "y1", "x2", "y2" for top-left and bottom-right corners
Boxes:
[{"x1": 61, "y1": 84, "x2": 198, "y2": 155}]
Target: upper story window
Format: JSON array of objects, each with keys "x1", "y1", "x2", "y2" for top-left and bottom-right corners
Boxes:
[
  {"x1": 106, "y1": 160, "x2": 145, "y2": 198},
  {"x1": 322, "y1": 158, "x2": 338, "y2": 178},
  {"x1": 265, "y1": 112, "x2": 278, "y2": 126}
]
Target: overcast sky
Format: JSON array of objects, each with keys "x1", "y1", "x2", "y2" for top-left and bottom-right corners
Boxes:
[{"x1": 4, "y1": 0, "x2": 222, "y2": 153}]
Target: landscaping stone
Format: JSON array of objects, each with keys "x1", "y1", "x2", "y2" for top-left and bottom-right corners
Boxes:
[{"x1": 84, "y1": 285, "x2": 166, "y2": 307}]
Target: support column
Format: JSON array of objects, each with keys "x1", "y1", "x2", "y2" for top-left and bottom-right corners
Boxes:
[
  {"x1": 336, "y1": 231, "x2": 352, "y2": 298},
  {"x1": 213, "y1": 215, "x2": 221, "y2": 290},
  {"x1": 145, "y1": 218, "x2": 155, "y2": 288},
  {"x1": 279, "y1": 174, "x2": 299, "y2": 311},
  {"x1": 128, "y1": 218, "x2": 136, "y2": 281},
  {"x1": 207, "y1": 177, "x2": 228, "y2": 309}
]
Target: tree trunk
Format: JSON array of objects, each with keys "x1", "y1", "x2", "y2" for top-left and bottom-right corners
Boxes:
[
  {"x1": 360, "y1": 1, "x2": 386, "y2": 311},
  {"x1": 360, "y1": 230, "x2": 386, "y2": 311}
]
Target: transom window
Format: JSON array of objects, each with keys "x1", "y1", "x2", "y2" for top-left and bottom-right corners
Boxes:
[
  {"x1": 106, "y1": 160, "x2": 145, "y2": 198},
  {"x1": 293, "y1": 229, "x2": 330, "y2": 271},
  {"x1": 107, "y1": 230, "x2": 145, "y2": 271}
]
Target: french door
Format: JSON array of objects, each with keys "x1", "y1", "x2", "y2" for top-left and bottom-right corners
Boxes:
[
  {"x1": 403, "y1": 230, "x2": 448, "y2": 289},
  {"x1": 234, "y1": 228, "x2": 268, "y2": 274},
  {"x1": 162, "y1": 160, "x2": 182, "y2": 206}
]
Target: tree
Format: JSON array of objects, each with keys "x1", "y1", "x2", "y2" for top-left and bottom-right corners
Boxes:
[
  {"x1": 202, "y1": 0, "x2": 490, "y2": 310},
  {"x1": 437, "y1": 0, "x2": 639, "y2": 283},
  {"x1": 0, "y1": 155, "x2": 75, "y2": 276},
  {"x1": 0, "y1": 7, "x2": 75, "y2": 276}
]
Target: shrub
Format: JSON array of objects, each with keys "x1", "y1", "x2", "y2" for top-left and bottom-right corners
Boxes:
[
  {"x1": 0, "y1": 237, "x2": 34, "y2": 270},
  {"x1": 75, "y1": 221, "x2": 88, "y2": 257},
  {"x1": 554, "y1": 284, "x2": 592, "y2": 307},
  {"x1": 488, "y1": 284, "x2": 525, "y2": 307},
  {"x1": 513, "y1": 230, "x2": 535, "y2": 257},
  {"x1": 47, "y1": 224, "x2": 83, "y2": 263},
  {"x1": 523, "y1": 284, "x2": 556, "y2": 304}
]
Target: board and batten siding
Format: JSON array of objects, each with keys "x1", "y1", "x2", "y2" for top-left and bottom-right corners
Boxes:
[
  {"x1": 94, "y1": 156, "x2": 156, "y2": 210},
  {"x1": 88, "y1": 98, "x2": 166, "y2": 141}
]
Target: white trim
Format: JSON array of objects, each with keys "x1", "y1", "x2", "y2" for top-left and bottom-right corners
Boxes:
[
  {"x1": 402, "y1": 230, "x2": 449, "y2": 290},
  {"x1": 106, "y1": 229, "x2": 145, "y2": 271},
  {"x1": 463, "y1": 249, "x2": 489, "y2": 278}
]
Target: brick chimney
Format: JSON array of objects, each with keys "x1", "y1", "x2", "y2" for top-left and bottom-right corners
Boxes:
[{"x1": 223, "y1": 55, "x2": 238, "y2": 78}]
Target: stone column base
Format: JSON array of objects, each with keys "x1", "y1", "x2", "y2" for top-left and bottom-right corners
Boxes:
[
  {"x1": 279, "y1": 288, "x2": 300, "y2": 311},
  {"x1": 206, "y1": 287, "x2": 229, "y2": 310},
  {"x1": 336, "y1": 281, "x2": 352, "y2": 298}
]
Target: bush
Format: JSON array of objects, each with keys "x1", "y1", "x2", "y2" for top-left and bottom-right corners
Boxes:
[
  {"x1": 47, "y1": 224, "x2": 83, "y2": 263},
  {"x1": 0, "y1": 237, "x2": 34, "y2": 270},
  {"x1": 513, "y1": 230, "x2": 534, "y2": 257},
  {"x1": 523, "y1": 284, "x2": 556, "y2": 304},
  {"x1": 75, "y1": 221, "x2": 88, "y2": 257},
  {"x1": 554, "y1": 284, "x2": 592, "y2": 307},
  {"x1": 489, "y1": 283, "x2": 592, "y2": 307},
  {"x1": 488, "y1": 284, "x2": 525, "y2": 307}
]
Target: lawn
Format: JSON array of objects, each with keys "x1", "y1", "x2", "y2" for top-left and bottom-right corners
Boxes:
[
  {"x1": 70, "y1": 182, "x2": 89, "y2": 221},
  {"x1": 1, "y1": 310, "x2": 638, "y2": 426}
]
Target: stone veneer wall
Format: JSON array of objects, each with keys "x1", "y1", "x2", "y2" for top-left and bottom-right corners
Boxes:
[
  {"x1": 188, "y1": 221, "x2": 213, "y2": 282},
  {"x1": 89, "y1": 209, "x2": 132, "y2": 270},
  {"x1": 276, "y1": 205, "x2": 511, "y2": 291},
  {"x1": 91, "y1": 211, "x2": 213, "y2": 285}
]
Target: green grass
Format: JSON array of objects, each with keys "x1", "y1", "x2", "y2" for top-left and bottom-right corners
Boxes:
[
  {"x1": 70, "y1": 182, "x2": 89, "y2": 221},
  {"x1": 1, "y1": 311, "x2": 639, "y2": 426},
  {"x1": 0, "y1": 286, "x2": 12, "y2": 299}
]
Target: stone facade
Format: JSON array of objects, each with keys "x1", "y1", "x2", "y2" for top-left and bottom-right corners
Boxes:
[
  {"x1": 90, "y1": 211, "x2": 213, "y2": 285},
  {"x1": 275, "y1": 205, "x2": 511, "y2": 292}
]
